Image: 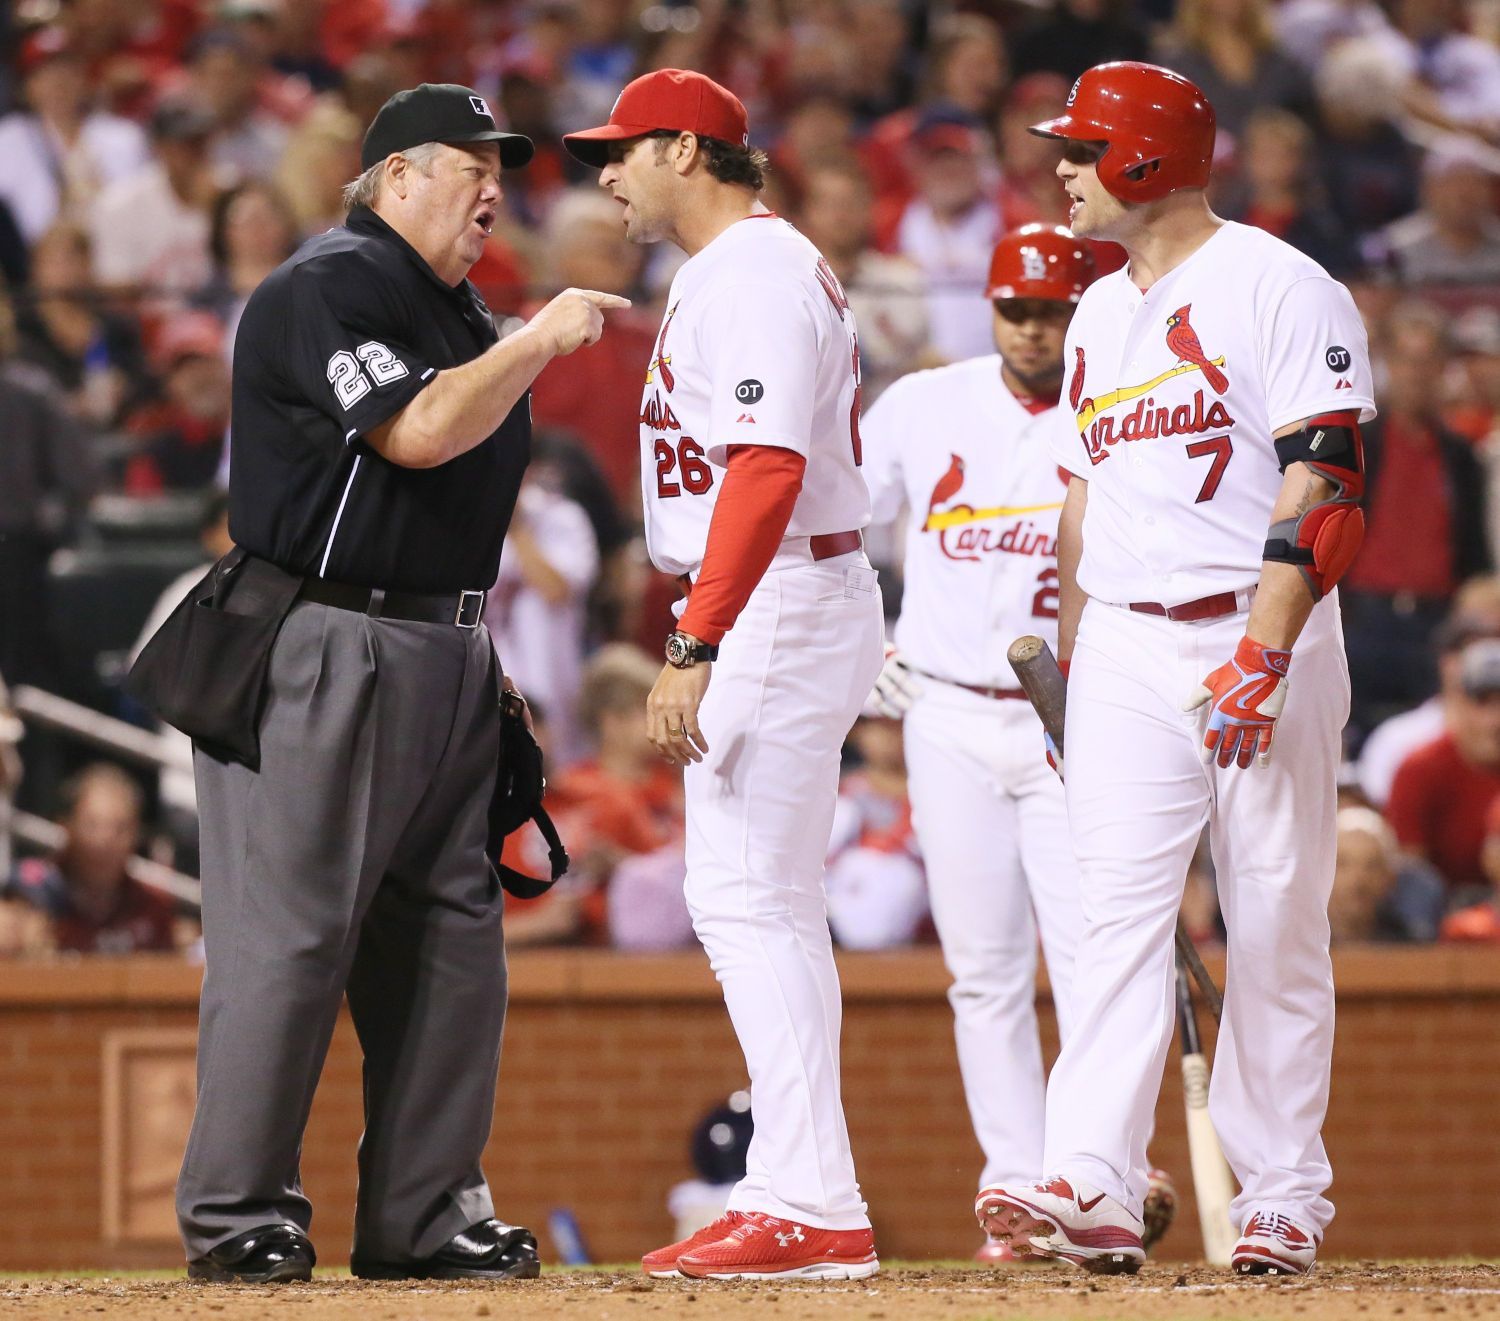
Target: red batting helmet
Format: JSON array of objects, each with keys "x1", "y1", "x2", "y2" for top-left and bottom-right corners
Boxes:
[
  {"x1": 987, "y1": 224, "x2": 1096, "y2": 303},
  {"x1": 1028, "y1": 61, "x2": 1215, "y2": 204}
]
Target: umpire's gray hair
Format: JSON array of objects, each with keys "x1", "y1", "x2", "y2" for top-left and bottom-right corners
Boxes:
[{"x1": 341, "y1": 141, "x2": 447, "y2": 211}]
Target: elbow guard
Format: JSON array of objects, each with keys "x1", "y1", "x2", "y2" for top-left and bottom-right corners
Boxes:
[{"x1": 1262, "y1": 413, "x2": 1366, "y2": 601}]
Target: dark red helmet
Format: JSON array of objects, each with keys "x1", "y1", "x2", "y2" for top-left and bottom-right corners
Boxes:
[
  {"x1": 1028, "y1": 61, "x2": 1215, "y2": 204},
  {"x1": 987, "y1": 224, "x2": 1096, "y2": 303}
]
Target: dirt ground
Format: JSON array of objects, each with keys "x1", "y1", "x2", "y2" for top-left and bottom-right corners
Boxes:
[{"x1": 3, "y1": 1263, "x2": 1497, "y2": 1321}]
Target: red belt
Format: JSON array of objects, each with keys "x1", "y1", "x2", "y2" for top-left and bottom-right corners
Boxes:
[
  {"x1": 678, "y1": 529, "x2": 862, "y2": 595},
  {"x1": 1128, "y1": 590, "x2": 1246, "y2": 622},
  {"x1": 910, "y1": 666, "x2": 1026, "y2": 701}
]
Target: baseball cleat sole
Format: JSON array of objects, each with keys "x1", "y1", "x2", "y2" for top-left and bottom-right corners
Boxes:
[
  {"x1": 1233, "y1": 1252, "x2": 1314, "y2": 1277},
  {"x1": 977, "y1": 1193, "x2": 1143, "y2": 1276},
  {"x1": 683, "y1": 1259, "x2": 880, "y2": 1281}
]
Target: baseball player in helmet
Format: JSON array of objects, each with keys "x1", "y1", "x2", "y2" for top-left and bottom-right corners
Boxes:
[
  {"x1": 974, "y1": 62, "x2": 1375, "y2": 1277},
  {"x1": 864, "y1": 225, "x2": 1174, "y2": 1262}
]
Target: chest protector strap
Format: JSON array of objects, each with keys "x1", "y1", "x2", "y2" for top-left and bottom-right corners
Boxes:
[{"x1": 1262, "y1": 413, "x2": 1365, "y2": 601}]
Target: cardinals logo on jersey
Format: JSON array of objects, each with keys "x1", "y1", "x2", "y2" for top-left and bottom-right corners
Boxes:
[
  {"x1": 646, "y1": 301, "x2": 679, "y2": 392},
  {"x1": 921, "y1": 453, "x2": 1062, "y2": 563},
  {"x1": 1068, "y1": 346, "x2": 1086, "y2": 413},
  {"x1": 1164, "y1": 305, "x2": 1228, "y2": 395}
]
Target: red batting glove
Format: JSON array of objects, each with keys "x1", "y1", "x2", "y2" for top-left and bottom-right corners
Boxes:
[{"x1": 1183, "y1": 636, "x2": 1291, "y2": 770}]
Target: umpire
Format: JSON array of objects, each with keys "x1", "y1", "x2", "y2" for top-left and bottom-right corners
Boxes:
[{"x1": 174, "y1": 84, "x2": 627, "y2": 1282}]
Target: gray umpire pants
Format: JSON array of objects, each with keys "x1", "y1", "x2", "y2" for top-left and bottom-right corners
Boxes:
[{"x1": 176, "y1": 596, "x2": 507, "y2": 1263}]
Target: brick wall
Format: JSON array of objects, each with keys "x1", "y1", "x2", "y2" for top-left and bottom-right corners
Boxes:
[{"x1": 0, "y1": 948, "x2": 1496, "y2": 1269}]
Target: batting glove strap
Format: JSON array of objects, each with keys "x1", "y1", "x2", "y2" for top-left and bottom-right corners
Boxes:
[{"x1": 1185, "y1": 636, "x2": 1291, "y2": 770}]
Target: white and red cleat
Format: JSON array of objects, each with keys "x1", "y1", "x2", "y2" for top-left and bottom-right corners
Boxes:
[
  {"x1": 975, "y1": 1177, "x2": 1145, "y2": 1275},
  {"x1": 676, "y1": 1213, "x2": 879, "y2": 1280},
  {"x1": 1142, "y1": 1167, "x2": 1178, "y2": 1253},
  {"x1": 641, "y1": 1210, "x2": 752, "y2": 1278},
  {"x1": 1232, "y1": 1211, "x2": 1319, "y2": 1276},
  {"x1": 975, "y1": 1235, "x2": 1060, "y2": 1266}
]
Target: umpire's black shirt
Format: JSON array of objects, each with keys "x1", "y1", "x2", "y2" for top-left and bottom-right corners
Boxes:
[{"x1": 229, "y1": 204, "x2": 528, "y2": 593}]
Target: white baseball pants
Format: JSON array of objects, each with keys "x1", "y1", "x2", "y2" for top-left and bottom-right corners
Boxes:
[
  {"x1": 903, "y1": 684, "x2": 1082, "y2": 1191},
  {"x1": 1045, "y1": 596, "x2": 1347, "y2": 1235},
  {"x1": 683, "y1": 551, "x2": 884, "y2": 1230}
]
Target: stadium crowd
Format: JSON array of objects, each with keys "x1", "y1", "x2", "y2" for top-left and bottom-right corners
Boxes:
[{"x1": 5, "y1": 0, "x2": 1500, "y2": 956}]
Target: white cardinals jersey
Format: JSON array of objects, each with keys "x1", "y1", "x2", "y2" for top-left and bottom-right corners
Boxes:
[
  {"x1": 638, "y1": 214, "x2": 871, "y2": 577},
  {"x1": 1052, "y1": 221, "x2": 1376, "y2": 605},
  {"x1": 863, "y1": 356, "x2": 1069, "y2": 687}
]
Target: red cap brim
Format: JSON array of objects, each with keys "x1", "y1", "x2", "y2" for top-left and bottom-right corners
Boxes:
[
  {"x1": 1027, "y1": 113, "x2": 1104, "y2": 142},
  {"x1": 562, "y1": 122, "x2": 659, "y2": 168}
]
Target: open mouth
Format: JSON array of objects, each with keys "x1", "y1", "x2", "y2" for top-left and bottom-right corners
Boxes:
[{"x1": 472, "y1": 208, "x2": 495, "y2": 236}]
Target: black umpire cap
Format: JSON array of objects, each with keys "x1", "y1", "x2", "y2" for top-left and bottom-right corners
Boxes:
[{"x1": 361, "y1": 83, "x2": 535, "y2": 171}]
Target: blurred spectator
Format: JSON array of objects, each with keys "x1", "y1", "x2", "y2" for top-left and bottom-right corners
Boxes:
[
  {"x1": 824, "y1": 717, "x2": 928, "y2": 951},
  {"x1": 195, "y1": 179, "x2": 299, "y2": 350},
  {"x1": 1446, "y1": 306, "x2": 1500, "y2": 447},
  {"x1": 894, "y1": 111, "x2": 1001, "y2": 363},
  {"x1": 0, "y1": 26, "x2": 149, "y2": 246},
  {"x1": 528, "y1": 187, "x2": 657, "y2": 506},
  {"x1": 844, "y1": 0, "x2": 915, "y2": 125},
  {"x1": 795, "y1": 158, "x2": 931, "y2": 402},
  {"x1": 484, "y1": 475, "x2": 600, "y2": 768},
  {"x1": 1441, "y1": 795, "x2": 1500, "y2": 942},
  {"x1": 88, "y1": 98, "x2": 219, "y2": 301},
  {"x1": 507, "y1": 646, "x2": 685, "y2": 948},
  {"x1": 1386, "y1": 639, "x2": 1500, "y2": 899},
  {"x1": 121, "y1": 311, "x2": 230, "y2": 494},
  {"x1": 1376, "y1": 0, "x2": 1500, "y2": 142},
  {"x1": 1154, "y1": 0, "x2": 1312, "y2": 143},
  {"x1": 13, "y1": 222, "x2": 153, "y2": 428},
  {"x1": 1313, "y1": 40, "x2": 1421, "y2": 241},
  {"x1": 273, "y1": 96, "x2": 362, "y2": 236},
  {"x1": 1011, "y1": 0, "x2": 1151, "y2": 82},
  {"x1": 1357, "y1": 578, "x2": 1500, "y2": 806},
  {"x1": 862, "y1": 14, "x2": 1007, "y2": 217},
  {"x1": 180, "y1": 26, "x2": 299, "y2": 181},
  {"x1": 1275, "y1": 0, "x2": 1394, "y2": 75},
  {"x1": 1218, "y1": 108, "x2": 1358, "y2": 275},
  {"x1": 0, "y1": 292, "x2": 97, "y2": 688},
  {"x1": 995, "y1": 73, "x2": 1073, "y2": 229},
  {"x1": 4, "y1": 763, "x2": 191, "y2": 955},
  {"x1": 1378, "y1": 143, "x2": 1500, "y2": 285},
  {"x1": 1330, "y1": 806, "x2": 1444, "y2": 943},
  {"x1": 1343, "y1": 312, "x2": 1490, "y2": 732}
]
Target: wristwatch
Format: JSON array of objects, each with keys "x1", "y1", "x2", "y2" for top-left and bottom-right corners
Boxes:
[{"x1": 665, "y1": 630, "x2": 719, "y2": 668}]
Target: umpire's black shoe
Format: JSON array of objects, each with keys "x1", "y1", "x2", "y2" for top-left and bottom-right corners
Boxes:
[
  {"x1": 187, "y1": 1224, "x2": 315, "y2": 1283},
  {"x1": 351, "y1": 1219, "x2": 541, "y2": 1280}
]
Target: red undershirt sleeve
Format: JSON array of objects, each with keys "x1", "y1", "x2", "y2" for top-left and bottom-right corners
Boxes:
[{"x1": 678, "y1": 444, "x2": 807, "y2": 646}]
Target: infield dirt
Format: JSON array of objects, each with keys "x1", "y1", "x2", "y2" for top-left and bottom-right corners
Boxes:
[{"x1": 3, "y1": 1263, "x2": 1497, "y2": 1321}]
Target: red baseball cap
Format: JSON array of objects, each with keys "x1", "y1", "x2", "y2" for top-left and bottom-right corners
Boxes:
[{"x1": 563, "y1": 68, "x2": 749, "y2": 168}]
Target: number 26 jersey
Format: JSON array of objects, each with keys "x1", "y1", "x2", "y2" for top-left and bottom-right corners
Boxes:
[{"x1": 638, "y1": 214, "x2": 871, "y2": 578}]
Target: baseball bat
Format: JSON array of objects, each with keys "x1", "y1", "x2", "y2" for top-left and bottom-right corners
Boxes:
[
  {"x1": 1006, "y1": 636, "x2": 1223, "y2": 1023},
  {"x1": 1006, "y1": 634, "x2": 1239, "y2": 1263},
  {"x1": 1177, "y1": 963, "x2": 1239, "y2": 1265}
]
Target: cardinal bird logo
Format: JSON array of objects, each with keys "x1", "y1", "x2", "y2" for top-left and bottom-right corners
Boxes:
[
  {"x1": 1164, "y1": 305, "x2": 1228, "y2": 395},
  {"x1": 647, "y1": 302, "x2": 678, "y2": 392},
  {"x1": 923, "y1": 454, "x2": 966, "y2": 529},
  {"x1": 1068, "y1": 346, "x2": 1086, "y2": 412}
]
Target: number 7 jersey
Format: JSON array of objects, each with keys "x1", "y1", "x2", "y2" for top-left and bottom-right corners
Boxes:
[
  {"x1": 638, "y1": 214, "x2": 871, "y2": 578},
  {"x1": 1052, "y1": 221, "x2": 1376, "y2": 605}
]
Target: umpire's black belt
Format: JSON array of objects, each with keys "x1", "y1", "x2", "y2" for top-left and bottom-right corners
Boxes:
[{"x1": 300, "y1": 577, "x2": 487, "y2": 628}]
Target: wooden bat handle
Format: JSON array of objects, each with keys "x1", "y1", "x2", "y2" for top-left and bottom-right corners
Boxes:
[{"x1": 1006, "y1": 635, "x2": 1067, "y2": 757}]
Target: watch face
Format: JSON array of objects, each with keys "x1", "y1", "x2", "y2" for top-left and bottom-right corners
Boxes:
[{"x1": 666, "y1": 634, "x2": 688, "y2": 665}]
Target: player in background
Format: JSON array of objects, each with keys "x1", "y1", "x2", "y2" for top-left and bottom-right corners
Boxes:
[
  {"x1": 975, "y1": 63, "x2": 1375, "y2": 1277},
  {"x1": 564, "y1": 70, "x2": 884, "y2": 1282},
  {"x1": 864, "y1": 226, "x2": 1173, "y2": 1263}
]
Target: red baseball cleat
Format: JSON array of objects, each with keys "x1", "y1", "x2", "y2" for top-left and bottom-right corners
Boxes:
[
  {"x1": 676, "y1": 1213, "x2": 879, "y2": 1280},
  {"x1": 976, "y1": 1177, "x2": 1145, "y2": 1275},
  {"x1": 1232, "y1": 1211, "x2": 1319, "y2": 1276},
  {"x1": 641, "y1": 1211, "x2": 752, "y2": 1278}
]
